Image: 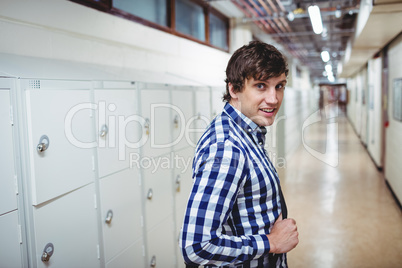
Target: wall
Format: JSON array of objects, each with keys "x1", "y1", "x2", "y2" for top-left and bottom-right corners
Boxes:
[
  {"x1": 385, "y1": 33, "x2": 402, "y2": 202},
  {"x1": 366, "y1": 57, "x2": 383, "y2": 167},
  {"x1": 0, "y1": 0, "x2": 230, "y2": 86}
]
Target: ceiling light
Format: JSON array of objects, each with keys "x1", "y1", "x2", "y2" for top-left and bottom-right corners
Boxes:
[
  {"x1": 335, "y1": 6, "x2": 342, "y2": 18},
  {"x1": 308, "y1": 5, "x2": 323, "y2": 34},
  {"x1": 325, "y1": 64, "x2": 332, "y2": 73},
  {"x1": 287, "y1": 12, "x2": 295, "y2": 21},
  {"x1": 321, "y1": 51, "x2": 330, "y2": 62}
]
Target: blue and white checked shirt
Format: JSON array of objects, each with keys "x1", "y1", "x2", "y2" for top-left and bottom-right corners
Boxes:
[{"x1": 180, "y1": 103, "x2": 287, "y2": 267}]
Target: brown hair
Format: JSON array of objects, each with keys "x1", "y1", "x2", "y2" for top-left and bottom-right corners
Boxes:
[{"x1": 223, "y1": 41, "x2": 289, "y2": 102}]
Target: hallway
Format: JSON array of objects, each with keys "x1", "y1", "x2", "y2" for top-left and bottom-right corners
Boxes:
[{"x1": 279, "y1": 105, "x2": 402, "y2": 268}]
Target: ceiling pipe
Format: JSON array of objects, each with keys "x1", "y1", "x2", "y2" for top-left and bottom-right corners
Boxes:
[
  {"x1": 231, "y1": 0, "x2": 267, "y2": 32},
  {"x1": 239, "y1": 0, "x2": 275, "y2": 32}
]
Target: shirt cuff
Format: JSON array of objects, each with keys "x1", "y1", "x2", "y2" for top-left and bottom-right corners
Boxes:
[{"x1": 251, "y1": 234, "x2": 271, "y2": 259}]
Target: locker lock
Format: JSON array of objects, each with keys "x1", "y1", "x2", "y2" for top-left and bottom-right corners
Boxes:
[
  {"x1": 147, "y1": 189, "x2": 153, "y2": 200},
  {"x1": 145, "y1": 119, "x2": 150, "y2": 136},
  {"x1": 41, "y1": 243, "x2": 54, "y2": 262},
  {"x1": 173, "y1": 115, "x2": 179, "y2": 129},
  {"x1": 37, "y1": 135, "x2": 50, "y2": 153},
  {"x1": 105, "y1": 209, "x2": 113, "y2": 224},
  {"x1": 150, "y1": 255, "x2": 156, "y2": 267},
  {"x1": 175, "y1": 175, "x2": 181, "y2": 192},
  {"x1": 99, "y1": 124, "x2": 108, "y2": 138}
]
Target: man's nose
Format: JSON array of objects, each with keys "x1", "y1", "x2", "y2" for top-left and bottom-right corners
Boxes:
[{"x1": 264, "y1": 88, "x2": 278, "y2": 104}]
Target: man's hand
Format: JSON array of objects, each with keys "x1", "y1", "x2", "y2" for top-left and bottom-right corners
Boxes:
[{"x1": 266, "y1": 214, "x2": 299, "y2": 254}]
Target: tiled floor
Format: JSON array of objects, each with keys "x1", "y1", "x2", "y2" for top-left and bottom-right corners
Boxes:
[{"x1": 278, "y1": 106, "x2": 402, "y2": 268}]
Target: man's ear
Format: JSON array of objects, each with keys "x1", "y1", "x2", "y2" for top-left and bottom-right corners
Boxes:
[{"x1": 228, "y1": 83, "x2": 238, "y2": 100}]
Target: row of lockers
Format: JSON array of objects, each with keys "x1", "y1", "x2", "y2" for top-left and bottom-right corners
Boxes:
[{"x1": 0, "y1": 78, "x2": 225, "y2": 268}]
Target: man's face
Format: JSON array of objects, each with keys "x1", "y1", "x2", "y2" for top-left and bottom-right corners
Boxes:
[{"x1": 229, "y1": 73, "x2": 287, "y2": 126}]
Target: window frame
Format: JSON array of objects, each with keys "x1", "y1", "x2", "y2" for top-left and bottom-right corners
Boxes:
[{"x1": 69, "y1": 0, "x2": 230, "y2": 52}]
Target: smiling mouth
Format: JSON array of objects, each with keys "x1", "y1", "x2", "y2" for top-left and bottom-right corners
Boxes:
[{"x1": 261, "y1": 108, "x2": 275, "y2": 113}]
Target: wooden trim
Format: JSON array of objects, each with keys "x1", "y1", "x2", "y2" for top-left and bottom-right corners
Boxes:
[
  {"x1": 69, "y1": 0, "x2": 111, "y2": 12},
  {"x1": 70, "y1": 0, "x2": 229, "y2": 52}
]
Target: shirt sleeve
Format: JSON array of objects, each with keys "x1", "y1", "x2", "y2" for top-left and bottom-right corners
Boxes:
[{"x1": 180, "y1": 141, "x2": 271, "y2": 266}]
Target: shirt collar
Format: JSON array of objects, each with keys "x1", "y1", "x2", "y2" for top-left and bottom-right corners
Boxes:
[{"x1": 223, "y1": 102, "x2": 267, "y2": 146}]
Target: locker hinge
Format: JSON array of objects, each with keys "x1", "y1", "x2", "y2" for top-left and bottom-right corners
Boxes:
[
  {"x1": 97, "y1": 244, "x2": 100, "y2": 259},
  {"x1": 14, "y1": 175, "x2": 18, "y2": 195},
  {"x1": 94, "y1": 194, "x2": 97, "y2": 209},
  {"x1": 18, "y1": 224, "x2": 22, "y2": 244},
  {"x1": 92, "y1": 156, "x2": 95, "y2": 171},
  {"x1": 141, "y1": 215, "x2": 144, "y2": 227},
  {"x1": 9, "y1": 105, "x2": 14, "y2": 126},
  {"x1": 138, "y1": 173, "x2": 142, "y2": 186}
]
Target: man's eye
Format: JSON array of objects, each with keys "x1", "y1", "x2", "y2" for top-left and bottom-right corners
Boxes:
[
  {"x1": 256, "y1": 84, "x2": 265, "y2": 89},
  {"x1": 276, "y1": 84, "x2": 285, "y2": 89}
]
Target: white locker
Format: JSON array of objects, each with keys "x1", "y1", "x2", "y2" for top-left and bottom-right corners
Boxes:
[
  {"x1": 173, "y1": 146, "x2": 194, "y2": 268},
  {"x1": 94, "y1": 87, "x2": 139, "y2": 178},
  {"x1": 171, "y1": 88, "x2": 194, "y2": 151},
  {"x1": 0, "y1": 211, "x2": 23, "y2": 268},
  {"x1": 0, "y1": 89, "x2": 18, "y2": 214},
  {"x1": 24, "y1": 82, "x2": 95, "y2": 205},
  {"x1": 146, "y1": 216, "x2": 176, "y2": 268},
  {"x1": 99, "y1": 168, "x2": 143, "y2": 264},
  {"x1": 32, "y1": 184, "x2": 99, "y2": 268},
  {"x1": 105, "y1": 239, "x2": 145, "y2": 268},
  {"x1": 192, "y1": 88, "x2": 211, "y2": 146},
  {"x1": 142, "y1": 157, "x2": 174, "y2": 231},
  {"x1": 140, "y1": 85, "x2": 172, "y2": 157}
]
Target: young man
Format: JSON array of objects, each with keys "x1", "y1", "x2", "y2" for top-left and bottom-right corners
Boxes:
[{"x1": 180, "y1": 41, "x2": 299, "y2": 267}]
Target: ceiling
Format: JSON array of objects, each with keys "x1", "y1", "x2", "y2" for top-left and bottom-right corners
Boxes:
[{"x1": 208, "y1": 0, "x2": 402, "y2": 85}]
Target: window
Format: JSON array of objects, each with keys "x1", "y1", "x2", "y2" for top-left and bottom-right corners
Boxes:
[
  {"x1": 175, "y1": 0, "x2": 205, "y2": 41},
  {"x1": 69, "y1": 0, "x2": 229, "y2": 51},
  {"x1": 209, "y1": 12, "x2": 228, "y2": 51},
  {"x1": 113, "y1": 0, "x2": 168, "y2": 26}
]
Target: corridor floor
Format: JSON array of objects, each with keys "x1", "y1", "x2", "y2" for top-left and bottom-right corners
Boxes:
[{"x1": 278, "y1": 107, "x2": 402, "y2": 268}]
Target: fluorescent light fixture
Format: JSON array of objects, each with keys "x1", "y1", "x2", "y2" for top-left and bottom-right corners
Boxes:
[
  {"x1": 328, "y1": 74, "x2": 335, "y2": 82},
  {"x1": 325, "y1": 64, "x2": 332, "y2": 73},
  {"x1": 287, "y1": 12, "x2": 295, "y2": 21},
  {"x1": 321, "y1": 51, "x2": 330, "y2": 62},
  {"x1": 308, "y1": 5, "x2": 323, "y2": 34}
]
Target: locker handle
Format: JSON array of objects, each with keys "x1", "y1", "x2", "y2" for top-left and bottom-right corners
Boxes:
[
  {"x1": 173, "y1": 115, "x2": 179, "y2": 128},
  {"x1": 99, "y1": 124, "x2": 108, "y2": 137},
  {"x1": 105, "y1": 209, "x2": 113, "y2": 224},
  {"x1": 41, "y1": 243, "x2": 54, "y2": 262},
  {"x1": 145, "y1": 118, "x2": 150, "y2": 135},
  {"x1": 150, "y1": 255, "x2": 156, "y2": 267},
  {"x1": 175, "y1": 175, "x2": 181, "y2": 192},
  {"x1": 37, "y1": 135, "x2": 50, "y2": 153},
  {"x1": 147, "y1": 189, "x2": 153, "y2": 200}
]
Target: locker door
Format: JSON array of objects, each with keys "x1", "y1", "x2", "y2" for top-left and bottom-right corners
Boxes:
[
  {"x1": 0, "y1": 211, "x2": 23, "y2": 268},
  {"x1": 143, "y1": 160, "x2": 173, "y2": 231},
  {"x1": 25, "y1": 83, "x2": 95, "y2": 205},
  {"x1": 192, "y1": 88, "x2": 211, "y2": 146},
  {"x1": 99, "y1": 168, "x2": 143, "y2": 264},
  {"x1": 105, "y1": 239, "x2": 145, "y2": 268},
  {"x1": 140, "y1": 85, "x2": 171, "y2": 157},
  {"x1": 146, "y1": 216, "x2": 176, "y2": 268},
  {"x1": 142, "y1": 154, "x2": 175, "y2": 266},
  {"x1": 171, "y1": 88, "x2": 194, "y2": 151},
  {"x1": 94, "y1": 87, "x2": 139, "y2": 178},
  {"x1": 173, "y1": 146, "x2": 194, "y2": 268},
  {"x1": 0, "y1": 89, "x2": 17, "y2": 214},
  {"x1": 33, "y1": 184, "x2": 99, "y2": 268}
]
